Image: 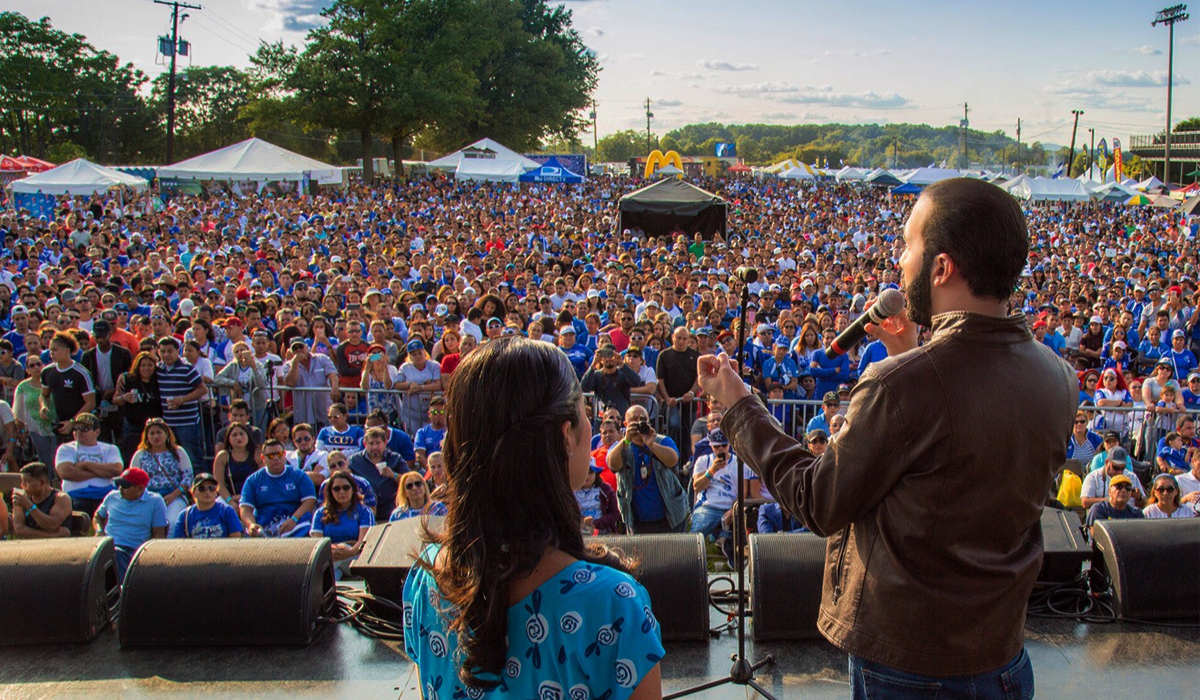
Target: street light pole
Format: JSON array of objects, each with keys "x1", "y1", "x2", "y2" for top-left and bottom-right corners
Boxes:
[
  {"x1": 1153, "y1": 4, "x2": 1190, "y2": 185},
  {"x1": 155, "y1": 0, "x2": 203, "y2": 164},
  {"x1": 1067, "y1": 110, "x2": 1083, "y2": 178}
]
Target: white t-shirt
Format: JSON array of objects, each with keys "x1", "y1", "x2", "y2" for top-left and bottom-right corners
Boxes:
[
  {"x1": 1081, "y1": 469, "x2": 1146, "y2": 501},
  {"x1": 287, "y1": 448, "x2": 330, "y2": 478},
  {"x1": 1143, "y1": 503, "x2": 1196, "y2": 518},
  {"x1": 56, "y1": 441, "x2": 123, "y2": 494},
  {"x1": 1175, "y1": 472, "x2": 1200, "y2": 514},
  {"x1": 692, "y1": 453, "x2": 738, "y2": 510}
]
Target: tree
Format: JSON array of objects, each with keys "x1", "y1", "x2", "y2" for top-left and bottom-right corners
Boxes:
[
  {"x1": 151, "y1": 66, "x2": 253, "y2": 159},
  {"x1": 0, "y1": 12, "x2": 154, "y2": 162},
  {"x1": 1176, "y1": 116, "x2": 1200, "y2": 132},
  {"x1": 596, "y1": 130, "x2": 649, "y2": 163},
  {"x1": 423, "y1": 0, "x2": 599, "y2": 152}
]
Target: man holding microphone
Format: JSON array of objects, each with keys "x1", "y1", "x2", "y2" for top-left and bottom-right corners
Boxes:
[{"x1": 698, "y1": 178, "x2": 1077, "y2": 698}]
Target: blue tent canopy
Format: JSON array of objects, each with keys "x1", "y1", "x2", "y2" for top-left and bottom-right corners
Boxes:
[
  {"x1": 518, "y1": 156, "x2": 583, "y2": 183},
  {"x1": 891, "y1": 182, "x2": 923, "y2": 195}
]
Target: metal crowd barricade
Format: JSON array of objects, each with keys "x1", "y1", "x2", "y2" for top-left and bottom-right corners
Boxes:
[{"x1": 1078, "y1": 404, "x2": 1200, "y2": 469}]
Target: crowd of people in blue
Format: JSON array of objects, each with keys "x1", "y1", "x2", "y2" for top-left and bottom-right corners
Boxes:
[{"x1": 0, "y1": 173, "x2": 1197, "y2": 580}]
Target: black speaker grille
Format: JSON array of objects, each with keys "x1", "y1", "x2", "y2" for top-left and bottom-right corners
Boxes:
[
  {"x1": 1039, "y1": 508, "x2": 1091, "y2": 583},
  {"x1": 1092, "y1": 519, "x2": 1200, "y2": 620},
  {"x1": 749, "y1": 533, "x2": 826, "y2": 641},
  {"x1": 119, "y1": 538, "x2": 335, "y2": 646},
  {"x1": 593, "y1": 534, "x2": 709, "y2": 642},
  {"x1": 0, "y1": 538, "x2": 118, "y2": 644}
]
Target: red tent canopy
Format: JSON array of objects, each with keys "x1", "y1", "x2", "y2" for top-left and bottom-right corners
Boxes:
[
  {"x1": 14, "y1": 155, "x2": 54, "y2": 172},
  {"x1": 727, "y1": 163, "x2": 752, "y2": 173},
  {"x1": 0, "y1": 155, "x2": 25, "y2": 172}
]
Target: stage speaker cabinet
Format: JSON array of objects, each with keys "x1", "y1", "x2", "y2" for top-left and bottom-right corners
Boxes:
[
  {"x1": 350, "y1": 516, "x2": 445, "y2": 603},
  {"x1": 1091, "y1": 519, "x2": 1200, "y2": 621},
  {"x1": 748, "y1": 532, "x2": 825, "y2": 641},
  {"x1": 0, "y1": 537, "x2": 119, "y2": 645},
  {"x1": 592, "y1": 534, "x2": 709, "y2": 642},
  {"x1": 119, "y1": 538, "x2": 335, "y2": 646},
  {"x1": 1038, "y1": 507, "x2": 1090, "y2": 583}
]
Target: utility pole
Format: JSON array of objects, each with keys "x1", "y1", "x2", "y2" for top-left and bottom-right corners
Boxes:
[
  {"x1": 644, "y1": 98, "x2": 654, "y2": 153},
  {"x1": 891, "y1": 137, "x2": 898, "y2": 169},
  {"x1": 1016, "y1": 118, "x2": 1022, "y2": 174},
  {"x1": 590, "y1": 100, "x2": 598, "y2": 157},
  {"x1": 1067, "y1": 109, "x2": 1083, "y2": 177},
  {"x1": 155, "y1": 0, "x2": 203, "y2": 164},
  {"x1": 958, "y1": 103, "x2": 969, "y2": 168},
  {"x1": 1087, "y1": 128, "x2": 1095, "y2": 177},
  {"x1": 1153, "y1": 4, "x2": 1189, "y2": 185}
]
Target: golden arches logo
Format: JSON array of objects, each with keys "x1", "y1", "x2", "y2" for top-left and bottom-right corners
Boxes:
[{"x1": 644, "y1": 149, "x2": 684, "y2": 178}]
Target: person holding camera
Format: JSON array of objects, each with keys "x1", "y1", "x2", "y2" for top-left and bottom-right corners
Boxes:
[
  {"x1": 606, "y1": 404, "x2": 689, "y2": 534},
  {"x1": 689, "y1": 429, "x2": 738, "y2": 556},
  {"x1": 580, "y1": 345, "x2": 644, "y2": 415}
]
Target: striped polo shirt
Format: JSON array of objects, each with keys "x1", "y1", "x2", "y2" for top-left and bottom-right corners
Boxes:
[{"x1": 157, "y1": 360, "x2": 202, "y2": 427}]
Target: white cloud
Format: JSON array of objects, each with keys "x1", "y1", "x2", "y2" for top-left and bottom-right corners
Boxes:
[
  {"x1": 1117, "y1": 45, "x2": 1162, "y2": 56},
  {"x1": 651, "y1": 69, "x2": 706, "y2": 80},
  {"x1": 698, "y1": 59, "x2": 759, "y2": 72},
  {"x1": 586, "y1": 27, "x2": 605, "y2": 37},
  {"x1": 655, "y1": 99, "x2": 683, "y2": 107},
  {"x1": 254, "y1": 0, "x2": 329, "y2": 32},
  {"x1": 1179, "y1": 33, "x2": 1200, "y2": 45},
  {"x1": 712, "y1": 81, "x2": 825, "y2": 95},
  {"x1": 768, "y1": 90, "x2": 913, "y2": 110},
  {"x1": 1088, "y1": 70, "x2": 1188, "y2": 87}
]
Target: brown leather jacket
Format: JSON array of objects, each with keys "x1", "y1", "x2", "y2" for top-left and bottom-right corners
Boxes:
[{"x1": 724, "y1": 312, "x2": 1077, "y2": 675}]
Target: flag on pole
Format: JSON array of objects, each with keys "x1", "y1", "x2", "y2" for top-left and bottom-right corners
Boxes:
[
  {"x1": 1113, "y1": 138, "x2": 1123, "y2": 182},
  {"x1": 1052, "y1": 162, "x2": 1065, "y2": 179},
  {"x1": 1098, "y1": 138, "x2": 1108, "y2": 160}
]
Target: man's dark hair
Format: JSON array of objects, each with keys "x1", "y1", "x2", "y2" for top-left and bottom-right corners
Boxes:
[
  {"x1": 20, "y1": 461, "x2": 50, "y2": 481},
  {"x1": 229, "y1": 399, "x2": 250, "y2": 413},
  {"x1": 919, "y1": 178, "x2": 1028, "y2": 300},
  {"x1": 365, "y1": 409, "x2": 388, "y2": 425}
]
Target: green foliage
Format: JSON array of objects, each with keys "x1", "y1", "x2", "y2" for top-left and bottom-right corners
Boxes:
[
  {"x1": 151, "y1": 66, "x2": 254, "y2": 159},
  {"x1": 1176, "y1": 116, "x2": 1200, "y2": 132},
  {"x1": 596, "y1": 129, "x2": 655, "y2": 162},
  {"x1": 45, "y1": 141, "x2": 86, "y2": 163},
  {"x1": 0, "y1": 12, "x2": 155, "y2": 162},
  {"x1": 660, "y1": 122, "x2": 1037, "y2": 169}
]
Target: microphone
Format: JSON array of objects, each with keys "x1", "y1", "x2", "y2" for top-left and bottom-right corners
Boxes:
[
  {"x1": 735, "y1": 267, "x2": 759, "y2": 284},
  {"x1": 826, "y1": 288, "x2": 906, "y2": 357}
]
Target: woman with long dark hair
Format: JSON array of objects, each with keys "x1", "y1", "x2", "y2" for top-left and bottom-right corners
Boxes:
[
  {"x1": 310, "y1": 469, "x2": 374, "y2": 579},
  {"x1": 403, "y1": 338, "x2": 664, "y2": 697}
]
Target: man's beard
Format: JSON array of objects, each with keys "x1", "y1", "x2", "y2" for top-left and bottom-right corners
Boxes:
[{"x1": 903, "y1": 252, "x2": 935, "y2": 328}]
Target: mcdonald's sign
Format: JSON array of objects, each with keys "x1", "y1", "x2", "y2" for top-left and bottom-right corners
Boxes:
[{"x1": 644, "y1": 149, "x2": 684, "y2": 178}]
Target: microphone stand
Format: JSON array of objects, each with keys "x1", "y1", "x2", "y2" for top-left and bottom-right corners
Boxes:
[{"x1": 666, "y1": 270, "x2": 778, "y2": 700}]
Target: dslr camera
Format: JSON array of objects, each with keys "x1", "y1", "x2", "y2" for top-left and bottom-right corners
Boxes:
[{"x1": 628, "y1": 419, "x2": 651, "y2": 436}]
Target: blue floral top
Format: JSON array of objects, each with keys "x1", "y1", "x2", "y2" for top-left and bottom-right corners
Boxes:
[{"x1": 403, "y1": 545, "x2": 664, "y2": 700}]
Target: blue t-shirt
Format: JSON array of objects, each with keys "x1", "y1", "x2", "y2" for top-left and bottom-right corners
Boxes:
[
  {"x1": 403, "y1": 546, "x2": 664, "y2": 700},
  {"x1": 1157, "y1": 442, "x2": 1188, "y2": 470},
  {"x1": 240, "y1": 467, "x2": 318, "y2": 527},
  {"x1": 317, "y1": 425, "x2": 365, "y2": 454},
  {"x1": 387, "y1": 428, "x2": 417, "y2": 463},
  {"x1": 628, "y1": 436, "x2": 678, "y2": 523},
  {"x1": 414, "y1": 425, "x2": 445, "y2": 455},
  {"x1": 170, "y1": 500, "x2": 244, "y2": 539},
  {"x1": 311, "y1": 502, "x2": 375, "y2": 544},
  {"x1": 96, "y1": 490, "x2": 168, "y2": 549}
]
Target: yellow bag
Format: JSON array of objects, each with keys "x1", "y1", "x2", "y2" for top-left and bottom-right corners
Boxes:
[{"x1": 1057, "y1": 470, "x2": 1082, "y2": 508}]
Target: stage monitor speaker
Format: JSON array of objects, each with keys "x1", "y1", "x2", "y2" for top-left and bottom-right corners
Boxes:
[
  {"x1": 748, "y1": 532, "x2": 826, "y2": 641},
  {"x1": 119, "y1": 538, "x2": 335, "y2": 647},
  {"x1": 0, "y1": 537, "x2": 119, "y2": 645},
  {"x1": 1038, "y1": 507, "x2": 1090, "y2": 583},
  {"x1": 1091, "y1": 519, "x2": 1200, "y2": 621},
  {"x1": 351, "y1": 516, "x2": 445, "y2": 603},
  {"x1": 593, "y1": 534, "x2": 709, "y2": 642}
]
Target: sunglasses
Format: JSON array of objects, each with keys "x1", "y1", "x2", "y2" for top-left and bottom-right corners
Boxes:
[
  {"x1": 404, "y1": 482, "x2": 425, "y2": 490},
  {"x1": 194, "y1": 484, "x2": 218, "y2": 493},
  {"x1": 1112, "y1": 483, "x2": 1133, "y2": 492},
  {"x1": 72, "y1": 425, "x2": 97, "y2": 433},
  {"x1": 1154, "y1": 486, "x2": 1177, "y2": 493},
  {"x1": 1074, "y1": 419, "x2": 1087, "y2": 424},
  {"x1": 263, "y1": 451, "x2": 286, "y2": 459},
  {"x1": 330, "y1": 484, "x2": 352, "y2": 493},
  {"x1": 809, "y1": 437, "x2": 828, "y2": 444},
  {"x1": 429, "y1": 410, "x2": 445, "y2": 416}
]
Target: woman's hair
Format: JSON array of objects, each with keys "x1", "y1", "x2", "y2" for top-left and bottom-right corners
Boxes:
[
  {"x1": 131, "y1": 351, "x2": 157, "y2": 377},
  {"x1": 268, "y1": 416, "x2": 292, "y2": 440},
  {"x1": 420, "y1": 337, "x2": 633, "y2": 689},
  {"x1": 138, "y1": 418, "x2": 180, "y2": 454},
  {"x1": 221, "y1": 422, "x2": 257, "y2": 455},
  {"x1": 397, "y1": 470, "x2": 428, "y2": 510},
  {"x1": 322, "y1": 469, "x2": 360, "y2": 523}
]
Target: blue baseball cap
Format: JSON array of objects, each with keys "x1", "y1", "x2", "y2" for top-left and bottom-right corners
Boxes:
[{"x1": 406, "y1": 339, "x2": 425, "y2": 353}]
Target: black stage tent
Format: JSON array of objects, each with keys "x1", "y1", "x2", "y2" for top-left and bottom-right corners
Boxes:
[{"x1": 618, "y1": 178, "x2": 727, "y2": 240}]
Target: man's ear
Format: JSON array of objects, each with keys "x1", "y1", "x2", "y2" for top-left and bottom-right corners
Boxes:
[{"x1": 931, "y1": 253, "x2": 957, "y2": 288}]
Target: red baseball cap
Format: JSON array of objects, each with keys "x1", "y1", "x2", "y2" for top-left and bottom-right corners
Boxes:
[{"x1": 114, "y1": 467, "x2": 150, "y2": 488}]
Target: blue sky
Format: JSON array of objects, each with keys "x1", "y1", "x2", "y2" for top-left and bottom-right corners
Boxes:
[{"x1": 11, "y1": 0, "x2": 1199, "y2": 149}]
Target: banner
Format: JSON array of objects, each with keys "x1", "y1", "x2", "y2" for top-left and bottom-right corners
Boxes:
[
  {"x1": 1113, "y1": 138, "x2": 1123, "y2": 182},
  {"x1": 1098, "y1": 138, "x2": 1108, "y2": 160},
  {"x1": 12, "y1": 192, "x2": 56, "y2": 221}
]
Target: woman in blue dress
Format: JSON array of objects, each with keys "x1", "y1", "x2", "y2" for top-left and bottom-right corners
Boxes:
[{"x1": 403, "y1": 337, "x2": 664, "y2": 699}]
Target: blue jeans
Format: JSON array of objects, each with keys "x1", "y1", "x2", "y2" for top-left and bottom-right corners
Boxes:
[
  {"x1": 849, "y1": 648, "x2": 1033, "y2": 700},
  {"x1": 171, "y1": 423, "x2": 206, "y2": 476},
  {"x1": 689, "y1": 503, "x2": 731, "y2": 541}
]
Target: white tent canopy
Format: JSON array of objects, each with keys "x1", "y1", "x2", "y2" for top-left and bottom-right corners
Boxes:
[
  {"x1": 779, "y1": 165, "x2": 814, "y2": 180},
  {"x1": 428, "y1": 138, "x2": 540, "y2": 182},
  {"x1": 834, "y1": 166, "x2": 867, "y2": 182},
  {"x1": 1002, "y1": 176, "x2": 1091, "y2": 202},
  {"x1": 903, "y1": 167, "x2": 960, "y2": 185},
  {"x1": 10, "y1": 158, "x2": 148, "y2": 195},
  {"x1": 157, "y1": 138, "x2": 345, "y2": 185},
  {"x1": 1136, "y1": 176, "x2": 1167, "y2": 193},
  {"x1": 1090, "y1": 182, "x2": 1141, "y2": 202}
]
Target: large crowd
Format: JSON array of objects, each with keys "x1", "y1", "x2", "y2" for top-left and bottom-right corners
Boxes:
[{"x1": 0, "y1": 174, "x2": 1197, "y2": 577}]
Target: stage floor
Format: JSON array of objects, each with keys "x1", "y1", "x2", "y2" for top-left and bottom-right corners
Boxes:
[{"x1": 2, "y1": 596, "x2": 1197, "y2": 699}]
